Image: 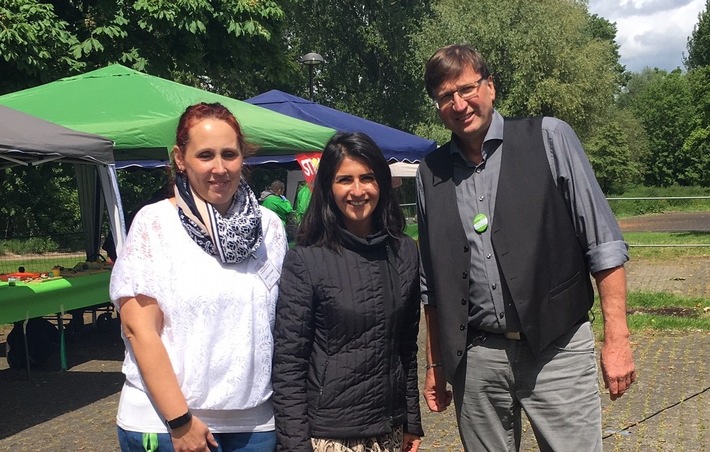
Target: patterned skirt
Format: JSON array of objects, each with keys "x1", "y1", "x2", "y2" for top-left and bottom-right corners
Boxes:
[{"x1": 311, "y1": 425, "x2": 404, "y2": 452}]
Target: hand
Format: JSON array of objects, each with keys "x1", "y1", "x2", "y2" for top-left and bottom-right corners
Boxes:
[
  {"x1": 600, "y1": 337, "x2": 637, "y2": 401},
  {"x1": 402, "y1": 433, "x2": 421, "y2": 451},
  {"x1": 423, "y1": 367, "x2": 452, "y2": 412},
  {"x1": 170, "y1": 415, "x2": 218, "y2": 452}
]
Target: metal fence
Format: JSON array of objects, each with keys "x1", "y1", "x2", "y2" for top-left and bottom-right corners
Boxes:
[{"x1": 401, "y1": 197, "x2": 710, "y2": 248}]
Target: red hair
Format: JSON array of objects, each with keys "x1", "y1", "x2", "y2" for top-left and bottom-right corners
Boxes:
[{"x1": 174, "y1": 102, "x2": 256, "y2": 157}]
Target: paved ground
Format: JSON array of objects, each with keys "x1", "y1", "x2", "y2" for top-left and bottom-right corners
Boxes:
[
  {"x1": 617, "y1": 211, "x2": 710, "y2": 232},
  {"x1": 0, "y1": 254, "x2": 708, "y2": 451}
]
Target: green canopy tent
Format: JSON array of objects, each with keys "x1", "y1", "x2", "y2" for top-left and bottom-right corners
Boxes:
[
  {"x1": 0, "y1": 65, "x2": 336, "y2": 255},
  {"x1": 0, "y1": 64, "x2": 335, "y2": 162}
]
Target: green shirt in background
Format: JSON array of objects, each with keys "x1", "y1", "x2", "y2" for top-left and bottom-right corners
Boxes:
[
  {"x1": 261, "y1": 194, "x2": 293, "y2": 225},
  {"x1": 294, "y1": 184, "x2": 312, "y2": 223}
]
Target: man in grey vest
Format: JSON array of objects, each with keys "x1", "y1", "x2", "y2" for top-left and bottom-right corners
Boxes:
[{"x1": 417, "y1": 44, "x2": 636, "y2": 451}]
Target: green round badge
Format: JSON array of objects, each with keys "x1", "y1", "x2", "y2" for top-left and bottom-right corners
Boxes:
[{"x1": 473, "y1": 213, "x2": 488, "y2": 233}]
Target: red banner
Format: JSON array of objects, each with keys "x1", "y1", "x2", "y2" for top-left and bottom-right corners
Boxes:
[{"x1": 295, "y1": 152, "x2": 321, "y2": 185}]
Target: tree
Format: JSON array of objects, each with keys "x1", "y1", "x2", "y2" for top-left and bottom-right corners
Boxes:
[
  {"x1": 0, "y1": 164, "x2": 80, "y2": 241},
  {"x1": 621, "y1": 69, "x2": 697, "y2": 186},
  {"x1": 680, "y1": 127, "x2": 710, "y2": 186},
  {"x1": 585, "y1": 118, "x2": 638, "y2": 194},
  {"x1": 687, "y1": 65, "x2": 710, "y2": 127},
  {"x1": 0, "y1": 1, "x2": 82, "y2": 93},
  {"x1": 281, "y1": 0, "x2": 434, "y2": 132},
  {"x1": 1, "y1": 0, "x2": 291, "y2": 97},
  {"x1": 685, "y1": 0, "x2": 710, "y2": 70},
  {"x1": 679, "y1": 127, "x2": 710, "y2": 186}
]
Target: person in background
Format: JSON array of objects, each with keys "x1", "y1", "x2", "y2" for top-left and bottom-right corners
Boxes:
[
  {"x1": 259, "y1": 180, "x2": 294, "y2": 227},
  {"x1": 293, "y1": 180, "x2": 312, "y2": 223},
  {"x1": 417, "y1": 44, "x2": 636, "y2": 451},
  {"x1": 272, "y1": 132, "x2": 423, "y2": 452},
  {"x1": 110, "y1": 102, "x2": 287, "y2": 452}
]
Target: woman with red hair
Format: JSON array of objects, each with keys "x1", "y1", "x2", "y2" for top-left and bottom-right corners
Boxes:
[{"x1": 111, "y1": 102, "x2": 287, "y2": 451}]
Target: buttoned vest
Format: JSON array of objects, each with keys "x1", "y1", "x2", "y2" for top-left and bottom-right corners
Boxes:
[{"x1": 418, "y1": 117, "x2": 593, "y2": 382}]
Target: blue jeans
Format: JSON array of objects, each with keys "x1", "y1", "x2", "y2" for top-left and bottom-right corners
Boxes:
[
  {"x1": 117, "y1": 427, "x2": 276, "y2": 452},
  {"x1": 453, "y1": 321, "x2": 601, "y2": 452}
]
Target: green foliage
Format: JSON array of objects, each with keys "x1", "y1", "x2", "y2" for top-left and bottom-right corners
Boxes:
[
  {"x1": 608, "y1": 185, "x2": 710, "y2": 217},
  {"x1": 687, "y1": 65, "x2": 710, "y2": 127},
  {"x1": 680, "y1": 127, "x2": 710, "y2": 186},
  {"x1": 0, "y1": 0, "x2": 290, "y2": 98},
  {"x1": 0, "y1": 0, "x2": 82, "y2": 93},
  {"x1": 620, "y1": 69, "x2": 697, "y2": 186},
  {"x1": 0, "y1": 163, "x2": 81, "y2": 239},
  {"x1": 685, "y1": 0, "x2": 710, "y2": 70},
  {"x1": 585, "y1": 118, "x2": 639, "y2": 194},
  {"x1": 0, "y1": 237, "x2": 59, "y2": 254},
  {"x1": 281, "y1": 0, "x2": 434, "y2": 133}
]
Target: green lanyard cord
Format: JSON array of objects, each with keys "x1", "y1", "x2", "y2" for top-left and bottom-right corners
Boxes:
[{"x1": 141, "y1": 432, "x2": 159, "y2": 452}]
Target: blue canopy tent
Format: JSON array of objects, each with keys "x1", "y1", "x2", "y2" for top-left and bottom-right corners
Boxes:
[{"x1": 244, "y1": 90, "x2": 437, "y2": 165}]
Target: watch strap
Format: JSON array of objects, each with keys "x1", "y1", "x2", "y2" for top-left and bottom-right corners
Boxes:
[{"x1": 166, "y1": 410, "x2": 192, "y2": 430}]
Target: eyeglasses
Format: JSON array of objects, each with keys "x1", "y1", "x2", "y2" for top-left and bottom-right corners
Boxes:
[{"x1": 433, "y1": 77, "x2": 487, "y2": 110}]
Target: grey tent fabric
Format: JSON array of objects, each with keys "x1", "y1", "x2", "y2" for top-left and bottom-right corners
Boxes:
[
  {"x1": 0, "y1": 105, "x2": 114, "y2": 168},
  {"x1": 0, "y1": 105, "x2": 126, "y2": 258}
]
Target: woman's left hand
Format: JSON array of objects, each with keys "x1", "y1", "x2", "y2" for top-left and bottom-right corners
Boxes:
[{"x1": 402, "y1": 433, "x2": 421, "y2": 452}]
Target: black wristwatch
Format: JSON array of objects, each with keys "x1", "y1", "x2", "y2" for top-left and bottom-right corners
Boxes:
[{"x1": 166, "y1": 410, "x2": 192, "y2": 430}]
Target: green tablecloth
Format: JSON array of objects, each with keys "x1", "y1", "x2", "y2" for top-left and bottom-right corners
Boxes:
[{"x1": 0, "y1": 271, "x2": 111, "y2": 325}]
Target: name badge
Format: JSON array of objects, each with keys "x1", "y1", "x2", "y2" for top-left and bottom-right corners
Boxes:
[{"x1": 255, "y1": 253, "x2": 280, "y2": 290}]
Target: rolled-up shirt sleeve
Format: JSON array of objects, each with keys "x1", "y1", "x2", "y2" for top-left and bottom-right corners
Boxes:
[
  {"x1": 543, "y1": 117, "x2": 629, "y2": 274},
  {"x1": 416, "y1": 168, "x2": 434, "y2": 307}
]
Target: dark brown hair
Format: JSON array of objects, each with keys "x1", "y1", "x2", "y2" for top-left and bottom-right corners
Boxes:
[
  {"x1": 298, "y1": 132, "x2": 405, "y2": 249},
  {"x1": 424, "y1": 44, "x2": 491, "y2": 98}
]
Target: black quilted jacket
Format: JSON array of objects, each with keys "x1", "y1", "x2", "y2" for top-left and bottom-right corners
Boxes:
[{"x1": 272, "y1": 229, "x2": 423, "y2": 451}]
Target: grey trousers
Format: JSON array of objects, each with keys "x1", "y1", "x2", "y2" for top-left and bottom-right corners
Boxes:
[{"x1": 453, "y1": 321, "x2": 602, "y2": 452}]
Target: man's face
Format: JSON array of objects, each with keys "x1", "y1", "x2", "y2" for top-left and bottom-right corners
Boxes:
[{"x1": 433, "y1": 66, "x2": 495, "y2": 145}]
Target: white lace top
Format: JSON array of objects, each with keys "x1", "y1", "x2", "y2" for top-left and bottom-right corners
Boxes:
[{"x1": 110, "y1": 199, "x2": 288, "y2": 432}]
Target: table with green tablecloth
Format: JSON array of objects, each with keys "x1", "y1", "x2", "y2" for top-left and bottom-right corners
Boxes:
[{"x1": 0, "y1": 271, "x2": 112, "y2": 370}]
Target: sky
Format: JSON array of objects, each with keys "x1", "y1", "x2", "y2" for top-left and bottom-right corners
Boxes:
[{"x1": 588, "y1": 0, "x2": 707, "y2": 72}]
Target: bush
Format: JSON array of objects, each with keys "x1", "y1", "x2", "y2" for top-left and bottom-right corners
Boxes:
[
  {"x1": 608, "y1": 185, "x2": 710, "y2": 217},
  {"x1": 1, "y1": 237, "x2": 59, "y2": 254}
]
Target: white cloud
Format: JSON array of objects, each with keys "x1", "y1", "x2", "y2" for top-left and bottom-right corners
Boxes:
[{"x1": 589, "y1": 0, "x2": 706, "y2": 72}]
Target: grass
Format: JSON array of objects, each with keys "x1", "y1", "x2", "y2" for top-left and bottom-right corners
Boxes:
[
  {"x1": 608, "y1": 186, "x2": 710, "y2": 218},
  {"x1": 626, "y1": 231, "x2": 710, "y2": 260},
  {"x1": 591, "y1": 291, "x2": 710, "y2": 338},
  {"x1": 0, "y1": 253, "x2": 86, "y2": 275}
]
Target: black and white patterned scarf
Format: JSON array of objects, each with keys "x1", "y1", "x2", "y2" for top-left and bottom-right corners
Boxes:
[{"x1": 174, "y1": 172, "x2": 263, "y2": 264}]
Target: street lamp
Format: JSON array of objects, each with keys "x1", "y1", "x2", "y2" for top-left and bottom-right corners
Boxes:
[{"x1": 300, "y1": 52, "x2": 324, "y2": 100}]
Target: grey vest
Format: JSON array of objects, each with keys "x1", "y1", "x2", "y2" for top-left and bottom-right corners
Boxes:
[{"x1": 418, "y1": 117, "x2": 593, "y2": 382}]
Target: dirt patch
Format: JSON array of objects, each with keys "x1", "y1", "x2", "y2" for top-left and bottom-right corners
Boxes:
[
  {"x1": 618, "y1": 212, "x2": 710, "y2": 232},
  {"x1": 628, "y1": 307, "x2": 700, "y2": 317}
]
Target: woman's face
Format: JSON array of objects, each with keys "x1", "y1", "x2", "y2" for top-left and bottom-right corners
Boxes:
[
  {"x1": 174, "y1": 118, "x2": 243, "y2": 215},
  {"x1": 331, "y1": 156, "x2": 380, "y2": 237}
]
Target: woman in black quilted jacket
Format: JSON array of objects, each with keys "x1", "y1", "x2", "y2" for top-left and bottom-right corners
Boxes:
[{"x1": 272, "y1": 132, "x2": 423, "y2": 452}]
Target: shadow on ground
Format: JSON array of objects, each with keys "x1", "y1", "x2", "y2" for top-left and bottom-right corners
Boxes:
[{"x1": 0, "y1": 325, "x2": 124, "y2": 440}]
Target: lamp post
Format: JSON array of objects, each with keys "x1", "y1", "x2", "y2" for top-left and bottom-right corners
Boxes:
[{"x1": 300, "y1": 52, "x2": 324, "y2": 100}]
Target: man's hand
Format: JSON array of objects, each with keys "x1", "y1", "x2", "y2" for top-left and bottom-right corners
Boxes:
[
  {"x1": 423, "y1": 367, "x2": 453, "y2": 412},
  {"x1": 600, "y1": 336, "x2": 636, "y2": 401},
  {"x1": 595, "y1": 266, "x2": 636, "y2": 401}
]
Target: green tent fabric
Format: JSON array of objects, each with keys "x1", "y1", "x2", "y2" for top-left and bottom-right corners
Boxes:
[{"x1": 0, "y1": 64, "x2": 335, "y2": 161}]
